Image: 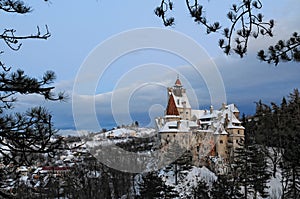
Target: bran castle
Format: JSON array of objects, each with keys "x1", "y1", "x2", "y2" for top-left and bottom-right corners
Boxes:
[{"x1": 155, "y1": 77, "x2": 245, "y2": 174}]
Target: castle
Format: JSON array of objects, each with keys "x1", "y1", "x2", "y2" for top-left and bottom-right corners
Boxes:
[{"x1": 155, "y1": 77, "x2": 245, "y2": 174}]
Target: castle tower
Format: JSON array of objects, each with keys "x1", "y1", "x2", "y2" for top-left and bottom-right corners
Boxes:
[
  {"x1": 167, "y1": 76, "x2": 192, "y2": 120},
  {"x1": 165, "y1": 93, "x2": 181, "y2": 122}
]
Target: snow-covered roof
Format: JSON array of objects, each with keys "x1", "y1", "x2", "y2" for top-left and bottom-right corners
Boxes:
[
  {"x1": 165, "y1": 115, "x2": 181, "y2": 118},
  {"x1": 199, "y1": 112, "x2": 217, "y2": 120},
  {"x1": 227, "y1": 124, "x2": 245, "y2": 129},
  {"x1": 230, "y1": 115, "x2": 242, "y2": 124},
  {"x1": 160, "y1": 120, "x2": 191, "y2": 133},
  {"x1": 191, "y1": 109, "x2": 206, "y2": 119},
  {"x1": 172, "y1": 93, "x2": 191, "y2": 109},
  {"x1": 226, "y1": 104, "x2": 240, "y2": 113},
  {"x1": 178, "y1": 120, "x2": 198, "y2": 128},
  {"x1": 159, "y1": 120, "x2": 199, "y2": 133}
]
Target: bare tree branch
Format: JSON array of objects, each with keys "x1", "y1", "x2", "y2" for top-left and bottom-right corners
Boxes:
[{"x1": 0, "y1": 26, "x2": 51, "y2": 51}]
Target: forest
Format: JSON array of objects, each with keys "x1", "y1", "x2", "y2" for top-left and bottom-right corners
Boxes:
[{"x1": 0, "y1": 89, "x2": 299, "y2": 198}]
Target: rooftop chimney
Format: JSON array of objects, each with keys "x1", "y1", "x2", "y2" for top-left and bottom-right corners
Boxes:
[{"x1": 210, "y1": 105, "x2": 214, "y2": 114}]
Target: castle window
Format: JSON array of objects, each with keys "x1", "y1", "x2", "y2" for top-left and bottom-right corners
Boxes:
[
  {"x1": 186, "y1": 112, "x2": 189, "y2": 114},
  {"x1": 220, "y1": 140, "x2": 223, "y2": 144},
  {"x1": 177, "y1": 99, "x2": 180, "y2": 105},
  {"x1": 197, "y1": 146, "x2": 200, "y2": 152},
  {"x1": 167, "y1": 135, "x2": 169, "y2": 137},
  {"x1": 238, "y1": 130, "x2": 240, "y2": 134},
  {"x1": 236, "y1": 140, "x2": 238, "y2": 143}
]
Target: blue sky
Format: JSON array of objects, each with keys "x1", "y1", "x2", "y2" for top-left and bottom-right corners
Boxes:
[{"x1": 2, "y1": 0, "x2": 300, "y2": 133}]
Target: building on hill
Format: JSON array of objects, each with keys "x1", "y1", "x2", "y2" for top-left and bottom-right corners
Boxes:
[{"x1": 155, "y1": 77, "x2": 245, "y2": 174}]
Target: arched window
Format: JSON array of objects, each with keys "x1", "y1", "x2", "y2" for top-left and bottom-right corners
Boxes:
[{"x1": 220, "y1": 140, "x2": 223, "y2": 144}]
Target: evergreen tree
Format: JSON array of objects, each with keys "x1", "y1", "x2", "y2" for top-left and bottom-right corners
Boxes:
[
  {"x1": 233, "y1": 146, "x2": 253, "y2": 199},
  {"x1": 280, "y1": 89, "x2": 300, "y2": 199},
  {"x1": 139, "y1": 171, "x2": 178, "y2": 199},
  {"x1": 281, "y1": 159, "x2": 300, "y2": 199},
  {"x1": 139, "y1": 171, "x2": 159, "y2": 198},
  {"x1": 163, "y1": 181, "x2": 179, "y2": 199},
  {"x1": 251, "y1": 145, "x2": 271, "y2": 199},
  {"x1": 233, "y1": 144, "x2": 271, "y2": 199},
  {"x1": 250, "y1": 100, "x2": 283, "y2": 178},
  {"x1": 211, "y1": 175, "x2": 242, "y2": 199},
  {"x1": 0, "y1": 1, "x2": 65, "y2": 197},
  {"x1": 160, "y1": 140, "x2": 187, "y2": 185},
  {"x1": 247, "y1": 89, "x2": 300, "y2": 198},
  {"x1": 176, "y1": 150, "x2": 193, "y2": 182},
  {"x1": 191, "y1": 179, "x2": 210, "y2": 199}
]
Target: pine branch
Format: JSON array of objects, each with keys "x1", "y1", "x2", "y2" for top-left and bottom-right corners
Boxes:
[
  {"x1": 258, "y1": 32, "x2": 300, "y2": 65},
  {"x1": 155, "y1": 0, "x2": 274, "y2": 59},
  {"x1": 219, "y1": 0, "x2": 274, "y2": 57},
  {"x1": 154, "y1": 0, "x2": 175, "y2": 26},
  {"x1": 0, "y1": 0, "x2": 31, "y2": 13}
]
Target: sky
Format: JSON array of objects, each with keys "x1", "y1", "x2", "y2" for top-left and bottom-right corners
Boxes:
[{"x1": 1, "y1": 0, "x2": 300, "y2": 134}]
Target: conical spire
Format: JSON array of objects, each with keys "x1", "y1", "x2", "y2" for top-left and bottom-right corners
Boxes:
[
  {"x1": 166, "y1": 94, "x2": 179, "y2": 115},
  {"x1": 174, "y1": 75, "x2": 182, "y2": 87}
]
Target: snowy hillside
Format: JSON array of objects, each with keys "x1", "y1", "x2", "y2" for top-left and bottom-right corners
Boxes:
[{"x1": 95, "y1": 127, "x2": 156, "y2": 139}]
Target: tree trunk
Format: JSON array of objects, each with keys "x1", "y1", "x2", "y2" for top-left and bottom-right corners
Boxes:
[{"x1": 175, "y1": 163, "x2": 178, "y2": 185}]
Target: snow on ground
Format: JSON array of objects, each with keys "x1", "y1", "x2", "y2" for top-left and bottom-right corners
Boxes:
[
  {"x1": 268, "y1": 174, "x2": 282, "y2": 199},
  {"x1": 175, "y1": 166, "x2": 217, "y2": 198},
  {"x1": 265, "y1": 147, "x2": 283, "y2": 199},
  {"x1": 66, "y1": 127, "x2": 157, "y2": 150},
  {"x1": 266, "y1": 150, "x2": 283, "y2": 199},
  {"x1": 104, "y1": 127, "x2": 156, "y2": 138},
  {"x1": 89, "y1": 127, "x2": 156, "y2": 141},
  {"x1": 67, "y1": 127, "x2": 284, "y2": 199},
  {"x1": 159, "y1": 166, "x2": 217, "y2": 198}
]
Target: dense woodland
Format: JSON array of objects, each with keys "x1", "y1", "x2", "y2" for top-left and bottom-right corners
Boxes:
[{"x1": 0, "y1": 89, "x2": 299, "y2": 198}]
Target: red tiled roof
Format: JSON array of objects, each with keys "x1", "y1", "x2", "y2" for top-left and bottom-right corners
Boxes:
[{"x1": 166, "y1": 94, "x2": 179, "y2": 115}]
